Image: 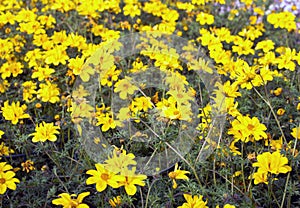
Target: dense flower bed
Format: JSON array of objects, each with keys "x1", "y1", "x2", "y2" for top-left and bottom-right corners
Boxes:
[{"x1": 0, "y1": 0, "x2": 300, "y2": 207}]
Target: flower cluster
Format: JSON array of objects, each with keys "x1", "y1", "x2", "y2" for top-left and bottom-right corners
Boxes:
[
  {"x1": 0, "y1": 0, "x2": 299, "y2": 207},
  {"x1": 86, "y1": 148, "x2": 147, "y2": 196},
  {"x1": 251, "y1": 151, "x2": 292, "y2": 184}
]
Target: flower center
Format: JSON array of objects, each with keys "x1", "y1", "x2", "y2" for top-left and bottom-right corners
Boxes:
[
  {"x1": 101, "y1": 173, "x2": 109, "y2": 181},
  {"x1": 247, "y1": 124, "x2": 255, "y2": 131},
  {"x1": 0, "y1": 178, "x2": 6, "y2": 184}
]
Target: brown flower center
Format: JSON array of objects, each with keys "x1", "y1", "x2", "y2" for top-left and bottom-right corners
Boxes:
[
  {"x1": 247, "y1": 124, "x2": 255, "y2": 131},
  {"x1": 0, "y1": 178, "x2": 6, "y2": 184},
  {"x1": 101, "y1": 173, "x2": 109, "y2": 181}
]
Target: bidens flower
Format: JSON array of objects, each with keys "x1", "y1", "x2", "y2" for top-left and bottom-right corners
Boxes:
[
  {"x1": 0, "y1": 162, "x2": 20, "y2": 194},
  {"x1": 86, "y1": 163, "x2": 123, "y2": 192},
  {"x1": 0, "y1": 171, "x2": 20, "y2": 194},
  {"x1": 291, "y1": 126, "x2": 300, "y2": 139},
  {"x1": 178, "y1": 194, "x2": 208, "y2": 208},
  {"x1": 1, "y1": 101, "x2": 30, "y2": 125},
  {"x1": 251, "y1": 151, "x2": 292, "y2": 185},
  {"x1": 30, "y1": 122, "x2": 60, "y2": 142},
  {"x1": 52, "y1": 192, "x2": 90, "y2": 208},
  {"x1": 114, "y1": 77, "x2": 138, "y2": 100},
  {"x1": 117, "y1": 167, "x2": 147, "y2": 196},
  {"x1": 168, "y1": 163, "x2": 190, "y2": 189},
  {"x1": 228, "y1": 115, "x2": 267, "y2": 142}
]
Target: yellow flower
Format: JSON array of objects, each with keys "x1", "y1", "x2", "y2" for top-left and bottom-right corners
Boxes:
[
  {"x1": 22, "y1": 81, "x2": 37, "y2": 102},
  {"x1": 199, "y1": 32, "x2": 222, "y2": 51},
  {"x1": 70, "y1": 101, "x2": 94, "y2": 125},
  {"x1": 255, "y1": 40, "x2": 274, "y2": 53},
  {"x1": 223, "y1": 81, "x2": 241, "y2": 98},
  {"x1": 276, "y1": 108, "x2": 285, "y2": 116},
  {"x1": 0, "y1": 170, "x2": 20, "y2": 194},
  {"x1": 275, "y1": 47, "x2": 296, "y2": 71},
  {"x1": 109, "y1": 196, "x2": 122, "y2": 207},
  {"x1": 251, "y1": 170, "x2": 269, "y2": 185},
  {"x1": 37, "y1": 81, "x2": 60, "y2": 103},
  {"x1": 114, "y1": 77, "x2": 138, "y2": 99},
  {"x1": 224, "y1": 204, "x2": 236, "y2": 208},
  {"x1": 68, "y1": 56, "x2": 85, "y2": 76},
  {"x1": 196, "y1": 12, "x2": 214, "y2": 25},
  {"x1": 44, "y1": 45, "x2": 69, "y2": 66},
  {"x1": 1, "y1": 100, "x2": 30, "y2": 125},
  {"x1": 291, "y1": 127, "x2": 300, "y2": 139},
  {"x1": 123, "y1": 3, "x2": 141, "y2": 18},
  {"x1": 168, "y1": 163, "x2": 190, "y2": 189},
  {"x1": 267, "y1": 12, "x2": 296, "y2": 32},
  {"x1": 176, "y1": 2, "x2": 195, "y2": 12},
  {"x1": 131, "y1": 96, "x2": 153, "y2": 112},
  {"x1": 167, "y1": 89, "x2": 192, "y2": 106},
  {"x1": 0, "y1": 79, "x2": 9, "y2": 93},
  {"x1": 52, "y1": 192, "x2": 90, "y2": 208},
  {"x1": 252, "y1": 151, "x2": 292, "y2": 175},
  {"x1": 116, "y1": 107, "x2": 131, "y2": 126},
  {"x1": 216, "y1": 204, "x2": 236, "y2": 208},
  {"x1": 0, "y1": 61, "x2": 23, "y2": 79},
  {"x1": 118, "y1": 167, "x2": 147, "y2": 196},
  {"x1": 31, "y1": 66, "x2": 55, "y2": 81},
  {"x1": 21, "y1": 160, "x2": 35, "y2": 173},
  {"x1": 38, "y1": 15, "x2": 56, "y2": 29},
  {"x1": 273, "y1": 87, "x2": 282, "y2": 96},
  {"x1": 0, "y1": 162, "x2": 14, "y2": 173},
  {"x1": 30, "y1": 122, "x2": 60, "y2": 142},
  {"x1": 232, "y1": 39, "x2": 254, "y2": 56},
  {"x1": 79, "y1": 64, "x2": 95, "y2": 82},
  {"x1": 86, "y1": 163, "x2": 124, "y2": 192},
  {"x1": 96, "y1": 113, "x2": 118, "y2": 132},
  {"x1": 0, "y1": 142, "x2": 14, "y2": 158},
  {"x1": 228, "y1": 115, "x2": 267, "y2": 142},
  {"x1": 178, "y1": 194, "x2": 208, "y2": 208},
  {"x1": 229, "y1": 140, "x2": 241, "y2": 156},
  {"x1": 100, "y1": 65, "x2": 121, "y2": 87},
  {"x1": 104, "y1": 149, "x2": 137, "y2": 174}
]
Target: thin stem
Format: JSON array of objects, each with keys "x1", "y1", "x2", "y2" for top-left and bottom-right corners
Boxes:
[
  {"x1": 241, "y1": 143, "x2": 247, "y2": 192},
  {"x1": 281, "y1": 136, "x2": 298, "y2": 208},
  {"x1": 145, "y1": 178, "x2": 159, "y2": 208},
  {"x1": 252, "y1": 86, "x2": 287, "y2": 144}
]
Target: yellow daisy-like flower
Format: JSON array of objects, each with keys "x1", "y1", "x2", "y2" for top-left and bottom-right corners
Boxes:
[
  {"x1": 118, "y1": 167, "x2": 147, "y2": 196},
  {"x1": 0, "y1": 142, "x2": 14, "y2": 158},
  {"x1": 37, "y1": 81, "x2": 60, "y2": 104},
  {"x1": 104, "y1": 148, "x2": 137, "y2": 174},
  {"x1": 21, "y1": 160, "x2": 35, "y2": 173},
  {"x1": 291, "y1": 126, "x2": 300, "y2": 139},
  {"x1": 0, "y1": 170, "x2": 20, "y2": 194},
  {"x1": 86, "y1": 163, "x2": 124, "y2": 192},
  {"x1": 168, "y1": 163, "x2": 190, "y2": 189},
  {"x1": 251, "y1": 171, "x2": 269, "y2": 185},
  {"x1": 0, "y1": 162, "x2": 14, "y2": 173},
  {"x1": 114, "y1": 77, "x2": 138, "y2": 100},
  {"x1": 1, "y1": 100, "x2": 30, "y2": 125},
  {"x1": 52, "y1": 192, "x2": 90, "y2": 208},
  {"x1": 252, "y1": 151, "x2": 292, "y2": 175},
  {"x1": 30, "y1": 122, "x2": 60, "y2": 143},
  {"x1": 196, "y1": 12, "x2": 214, "y2": 25},
  {"x1": 178, "y1": 194, "x2": 208, "y2": 208},
  {"x1": 228, "y1": 115, "x2": 267, "y2": 142}
]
